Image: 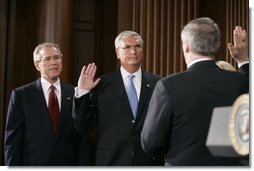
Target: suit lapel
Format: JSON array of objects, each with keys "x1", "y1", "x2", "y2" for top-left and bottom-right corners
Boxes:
[
  {"x1": 111, "y1": 70, "x2": 134, "y2": 118},
  {"x1": 34, "y1": 79, "x2": 56, "y2": 137},
  {"x1": 36, "y1": 80, "x2": 74, "y2": 139},
  {"x1": 112, "y1": 70, "x2": 155, "y2": 120},
  {"x1": 136, "y1": 71, "x2": 153, "y2": 120},
  {"x1": 57, "y1": 83, "x2": 73, "y2": 138},
  {"x1": 110, "y1": 70, "x2": 156, "y2": 120}
]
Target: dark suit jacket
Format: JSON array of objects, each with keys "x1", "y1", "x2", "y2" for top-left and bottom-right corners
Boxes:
[
  {"x1": 74, "y1": 68, "x2": 164, "y2": 166},
  {"x1": 141, "y1": 61, "x2": 249, "y2": 166},
  {"x1": 4, "y1": 79, "x2": 81, "y2": 166}
]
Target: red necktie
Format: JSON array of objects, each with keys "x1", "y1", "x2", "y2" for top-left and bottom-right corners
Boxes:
[{"x1": 48, "y1": 85, "x2": 59, "y2": 135}]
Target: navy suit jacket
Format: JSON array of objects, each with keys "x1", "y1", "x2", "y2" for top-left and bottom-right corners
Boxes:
[
  {"x1": 4, "y1": 79, "x2": 81, "y2": 166},
  {"x1": 74, "y1": 68, "x2": 164, "y2": 166},
  {"x1": 141, "y1": 61, "x2": 249, "y2": 166}
]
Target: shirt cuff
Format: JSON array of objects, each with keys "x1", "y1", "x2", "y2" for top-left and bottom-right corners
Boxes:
[
  {"x1": 238, "y1": 61, "x2": 249, "y2": 68},
  {"x1": 75, "y1": 87, "x2": 90, "y2": 98}
]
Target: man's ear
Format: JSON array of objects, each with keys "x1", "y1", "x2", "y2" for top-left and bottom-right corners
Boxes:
[
  {"x1": 34, "y1": 62, "x2": 40, "y2": 71},
  {"x1": 115, "y1": 48, "x2": 120, "y2": 59},
  {"x1": 182, "y1": 42, "x2": 189, "y2": 54}
]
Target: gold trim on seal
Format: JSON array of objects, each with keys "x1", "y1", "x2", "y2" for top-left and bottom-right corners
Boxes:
[{"x1": 229, "y1": 94, "x2": 249, "y2": 156}]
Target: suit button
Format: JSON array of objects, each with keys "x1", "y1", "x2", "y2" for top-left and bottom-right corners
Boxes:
[
  {"x1": 131, "y1": 152, "x2": 134, "y2": 156},
  {"x1": 132, "y1": 120, "x2": 135, "y2": 123}
]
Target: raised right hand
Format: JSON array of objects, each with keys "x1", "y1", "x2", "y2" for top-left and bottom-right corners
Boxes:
[
  {"x1": 78, "y1": 63, "x2": 101, "y2": 90},
  {"x1": 228, "y1": 26, "x2": 249, "y2": 63}
]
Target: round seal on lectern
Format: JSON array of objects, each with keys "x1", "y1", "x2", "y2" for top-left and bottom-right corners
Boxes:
[{"x1": 229, "y1": 94, "x2": 249, "y2": 156}]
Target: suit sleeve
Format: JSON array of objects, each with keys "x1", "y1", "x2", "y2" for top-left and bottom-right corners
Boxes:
[
  {"x1": 4, "y1": 90, "x2": 24, "y2": 166},
  {"x1": 141, "y1": 79, "x2": 173, "y2": 156},
  {"x1": 73, "y1": 91, "x2": 98, "y2": 134}
]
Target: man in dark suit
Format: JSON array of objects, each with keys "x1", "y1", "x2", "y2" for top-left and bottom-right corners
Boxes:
[
  {"x1": 4, "y1": 43, "x2": 83, "y2": 166},
  {"x1": 141, "y1": 18, "x2": 249, "y2": 166},
  {"x1": 73, "y1": 31, "x2": 164, "y2": 166}
]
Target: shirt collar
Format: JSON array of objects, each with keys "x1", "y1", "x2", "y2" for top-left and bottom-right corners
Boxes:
[
  {"x1": 187, "y1": 58, "x2": 213, "y2": 68},
  {"x1": 41, "y1": 77, "x2": 61, "y2": 92},
  {"x1": 120, "y1": 66, "x2": 142, "y2": 80}
]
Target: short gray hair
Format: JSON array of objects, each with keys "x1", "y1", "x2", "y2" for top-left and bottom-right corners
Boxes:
[
  {"x1": 181, "y1": 17, "x2": 221, "y2": 57},
  {"x1": 114, "y1": 31, "x2": 144, "y2": 48},
  {"x1": 33, "y1": 42, "x2": 63, "y2": 63}
]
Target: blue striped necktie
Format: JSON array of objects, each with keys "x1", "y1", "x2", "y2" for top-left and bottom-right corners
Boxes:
[{"x1": 126, "y1": 75, "x2": 138, "y2": 119}]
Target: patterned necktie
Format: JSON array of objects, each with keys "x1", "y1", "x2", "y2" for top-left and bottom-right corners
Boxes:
[
  {"x1": 126, "y1": 75, "x2": 138, "y2": 119},
  {"x1": 48, "y1": 85, "x2": 59, "y2": 135}
]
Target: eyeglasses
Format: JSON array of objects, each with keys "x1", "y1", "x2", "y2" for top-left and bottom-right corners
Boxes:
[{"x1": 119, "y1": 44, "x2": 142, "y2": 52}]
